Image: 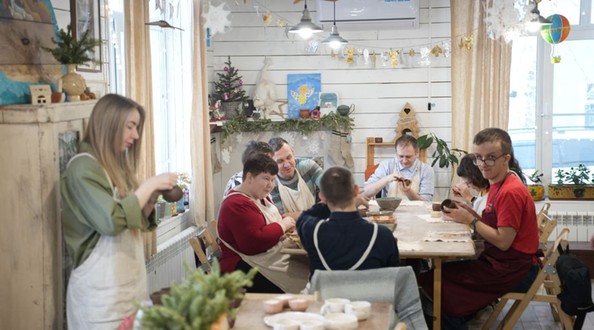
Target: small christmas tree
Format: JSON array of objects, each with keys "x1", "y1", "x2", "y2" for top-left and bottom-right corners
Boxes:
[{"x1": 213, "y1": 56, "x2": 248, "y2": 103}]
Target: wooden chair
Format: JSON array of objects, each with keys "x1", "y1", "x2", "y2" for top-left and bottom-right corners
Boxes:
[
  {"x1": 482, "y1": 228, "x2": 574, "y2": 330},
  {"x1": 189, "y1": 220, "x2": 220, "y2": 272}
]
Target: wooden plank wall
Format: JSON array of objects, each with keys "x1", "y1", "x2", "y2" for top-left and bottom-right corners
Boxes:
[{"x1": 208, "y1": 0, "x2": 453, "y2": 201}]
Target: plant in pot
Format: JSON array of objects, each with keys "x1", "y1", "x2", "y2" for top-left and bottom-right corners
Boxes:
[
  {"x1": 417, "y1": 132, "x2": 467, "y2": 169},
  {"x1": 43, "y1": 24, "x2": 101, "y2": 101},
  {"x1": 524, "y1": 170, "x2": 545, "y2": 201},
  {"x1": 141, "y1": 259, "x2": 256, "y2": 329},
  {"x1": 213, "y1": 56, "x2": 248, "y2": 119},
  {"x1": 548, "y1": 164, "x2": 594, "y2": 200}
]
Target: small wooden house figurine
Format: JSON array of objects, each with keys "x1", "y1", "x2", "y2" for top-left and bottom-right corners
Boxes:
[
  {"x1": 30, "y1": 85, "x2": 52, "y2": 105},
  {"x1": 393, "y1": 102, "x2": 420, "y2": 141}
]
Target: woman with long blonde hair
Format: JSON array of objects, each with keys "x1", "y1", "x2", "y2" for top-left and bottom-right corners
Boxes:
[{"x1": 61, "y1": 94, "x2": 177, "y2": 329}]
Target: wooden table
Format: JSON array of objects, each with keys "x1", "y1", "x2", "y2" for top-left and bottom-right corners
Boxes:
[
  {"x1": 233, "y1": 293, "x2": 392, "y2": 329},
  {"x1": 393, "y1": 201, "x2": 476, "y2": 330}
]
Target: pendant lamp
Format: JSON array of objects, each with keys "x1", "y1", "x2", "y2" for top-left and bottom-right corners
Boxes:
[
  {"x1": 288, "y1": 0, "x2": 323, "y2": 39},
  {"x1": 321, "y1": 1, "x2": 348, "y2": 50}
]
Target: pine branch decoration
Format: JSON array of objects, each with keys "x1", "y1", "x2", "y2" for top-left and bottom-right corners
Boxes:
[
  {"x1": 43, "y1": 24, "x2": 101, "y2": 65},
  {"x1": 213, "y1": 56, "x2": 248, "y2": 103}
]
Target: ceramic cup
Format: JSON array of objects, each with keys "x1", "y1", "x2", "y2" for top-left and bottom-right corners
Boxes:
[
  {"x1": 288, "y1": 298, "x2": 309, "y2": 312},
  {"x1": 344, "y1": 300, "x2": 371, "y2": 321},
  {"x1": 263, "y1": 299, "x2": 283, "y2": 314},
  {"x1": 275, "y1": 294, "x2": 295, "y2": 307},
  {"x1": 320, "y1": 298, "x2": 350, "y2": 314},
  {"x1": 299, "y1": 319, "x2": 325, "y2": 330},
  {"x1": 272, "y1": 318, "x2": 300, "y2": 330},
  {"x1": 324, "y1": 313, "x2": 358, "y2": 330}
]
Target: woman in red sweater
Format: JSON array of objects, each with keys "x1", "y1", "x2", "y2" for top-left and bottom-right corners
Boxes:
[{"x1": 218, "y1": 154, "x2": 309, "y2": 293}]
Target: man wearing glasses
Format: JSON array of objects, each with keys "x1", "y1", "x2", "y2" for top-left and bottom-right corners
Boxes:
[
  {"x1": 364, "y1": 134, "x2": 435, "y2": 201},
  {"x1": 418, "y1": 128, "x2": 539, "y2": 329}
]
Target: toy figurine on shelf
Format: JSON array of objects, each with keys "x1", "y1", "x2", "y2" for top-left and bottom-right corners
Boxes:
[{"x1": 209, "y1": 99, "x2": 224, "y2": 121}]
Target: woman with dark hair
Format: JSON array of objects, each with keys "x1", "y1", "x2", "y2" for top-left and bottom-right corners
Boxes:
[
  {"x1": 61, "y1": 94, "x2": 177, "y2": 328},
  {"x1": 452, "y1": 154, "x2": 490, "y2": 214},
  {"x1": 218, "y1": 154, "x2": 309, "y2": 293}
]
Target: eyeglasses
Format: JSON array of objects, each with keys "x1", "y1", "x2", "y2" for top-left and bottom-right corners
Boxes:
[{"x1": 473, "y1": 154, "x2": 507, "y2": 167}]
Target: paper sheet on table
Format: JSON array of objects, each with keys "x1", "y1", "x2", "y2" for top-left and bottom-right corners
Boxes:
[
  {"x1": 423, "y1": 231, "x2": 471, "y2": 242},
  {"x1": 417, "y1": 213, "x2": 454, "y2": 223}
]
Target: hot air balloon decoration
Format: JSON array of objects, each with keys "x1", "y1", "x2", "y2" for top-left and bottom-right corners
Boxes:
[{"x1": 540, "y1": 14, "x2": 571, "y2": 64}]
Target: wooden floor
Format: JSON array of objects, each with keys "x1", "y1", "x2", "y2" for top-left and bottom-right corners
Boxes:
[{"x1": 467, "y1": 280, "x2": 594, "y2": 329}]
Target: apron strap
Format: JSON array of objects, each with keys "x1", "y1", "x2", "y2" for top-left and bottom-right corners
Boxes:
[{"x1": 313, "y1": 219, "x2": 378, "y2": 271}]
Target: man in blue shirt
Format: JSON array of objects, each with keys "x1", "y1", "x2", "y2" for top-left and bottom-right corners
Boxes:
[{"x1": 364, "y1": 135, "x2": 435, "y2": 201}]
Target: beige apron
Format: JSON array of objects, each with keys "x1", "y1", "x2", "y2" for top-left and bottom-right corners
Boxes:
[
  {"x1": 313, "y1": 219, "x2": 378, "y2": 270},
  {"x1": 219, "y1": 192, "x2": 310, "y2": 293},
  {"x1": 277, "y1": 170, "x2": 315, "y2": 213},
  {"x1": 66, "y1": 153, "x2": 148, "y2": 329},
  {"x1": 387, "y1": 161, "x2": 421, "y2": 200}
]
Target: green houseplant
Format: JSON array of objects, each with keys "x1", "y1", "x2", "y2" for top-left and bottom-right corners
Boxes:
[
  {"x1": 525, "y1": 170, "x2": 545, "y2": 201},
  {"x1": 548, "y1": 164, "x2": 594, "y2": 199},
  {"x1": 141, "y1": 260, "x2": 256, "y2": 330},
  {"x1": 43, "y1": 24, "x2": 101, "y2": 101},
  {"x1": 417, "y1": 133, "x2": 467, "y2": 169}
]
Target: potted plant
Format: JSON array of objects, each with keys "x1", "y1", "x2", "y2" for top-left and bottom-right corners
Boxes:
[
  {"x1": 212, "y1": 57, "x2": 248, "y2": 119},
  {"x1": 43, "y1": 24, "x2": 101, "y2": 101},
  {"x1": 548, "y1": 164, "x2": 594, "y2": 200},
  {"x1": 417, "y1": 132, "x2": 467, "y2": 169},
  {"x1": 140, "y1": 260, "x2": 256, "y2": 330},
  {"x1": 525, "y1": 170, "x2": 545, "y2": 201}
]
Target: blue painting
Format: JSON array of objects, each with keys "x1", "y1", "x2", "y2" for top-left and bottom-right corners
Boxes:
[{"x1": 287, "y1": 73, "x2": 321, "y2": 118}]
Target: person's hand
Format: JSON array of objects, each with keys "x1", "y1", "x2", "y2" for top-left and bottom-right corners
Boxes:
[
  {"x1": 442, "y1": 202, "x2": 475, "y2": 225},
  {"x1": 279, "y1": 216, "x2": 296, "y2": 233},
  {"x1": 452, "y1": 183, "x2": 473, "y2": 202},
  {"x1": 355, "y1": 193, "x2": 370, "y2": 208},
  {"x1": 142, "y1": 191, "x2": 160, "y2": 218},
  {"x1": 148, "y1": 172, "x2": 178, "y2": 192}
]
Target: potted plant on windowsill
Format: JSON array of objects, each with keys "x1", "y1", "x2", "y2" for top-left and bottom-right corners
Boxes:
[
  {"x1": 548, "y1": 164, "x2": 594, "y2": 200},
  {"x1": 43, "y1": 24, "x2": 101, "y2": 101},
  {"x1": 525, "y1": 170, "x2": 545, "y2": 201}
]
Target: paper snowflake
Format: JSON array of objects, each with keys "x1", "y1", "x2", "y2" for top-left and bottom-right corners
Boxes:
[
  {"x1": 203, "y1": 2, "x2": 231, "y2": 36},
  {"x1": 484, "y1": 0, "x2": 534, "y2": 43}
]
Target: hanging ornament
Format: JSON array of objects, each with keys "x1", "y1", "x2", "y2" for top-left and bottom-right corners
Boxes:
[
  {"x1": 459, "y1": 35, "x2": 473, "y2": 50},
  {"x1": 307, "y1": 39, "x2": 319, "y2": 54},
  {"x1": 419, "y1": 47, "x2": 431, "y2": 66},
  {"x1": 381, "y1": 51, "x2": 389, "y2": 67},
  {"x1": 346, "y1": 47, "x2": 355, "y2": 64},
  {"x1": 430, "y1": 45, "x2": 443, "y2": 57},
  {"x1": 484, "y1": 0, "x2": 533, "y2": 43},
  {"x1": 262, "y1": 10, "x2": 273, "y2": 26},
  {"x1": 408, "y1": 49, "x2": 416, "y2": 57},
  {"x1": 389, "y1": 49, "x2": 398, "y2": 67},
  {"x1": 203, "y1": 2, "x2": 231, "y2": 36},
  {"x1": 540, "y1": 14, "x2": 570, "y2": 64},
  {"x1": 363, "y1": 49, "x2": 370, "y2": 65},
  {"x1": 441, "y1": 41, "x2": 451, "y2": 58},
  {"x1": 371, "y1": 50, "x2": 377, "y2": 68},
  {"x1": 276, "y1": 19, "x2": 286, "y2": 27}
]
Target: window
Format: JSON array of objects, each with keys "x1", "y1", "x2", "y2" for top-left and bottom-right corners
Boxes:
[
  {"x1": 508, "y1": 0, "x2": 594, "y2": 185},
  {"x1": 108, "y1": 0, "x2": 192, "y2": 176}
]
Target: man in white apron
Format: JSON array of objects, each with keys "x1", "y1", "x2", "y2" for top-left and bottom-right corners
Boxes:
[
  {"x1": 297, "y1": 166, "x2": 400, "y2": 275},
  {"x1": 268, "y1": 137, "x2": 324, "y2": 219},
  {"x1": 364, "y1": 135, "x2": 435, "y2": 201}
]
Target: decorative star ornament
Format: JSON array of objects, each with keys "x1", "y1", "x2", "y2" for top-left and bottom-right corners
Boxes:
[{"x1": 203, "y1": 2, "x2": 231, "y2": 36}]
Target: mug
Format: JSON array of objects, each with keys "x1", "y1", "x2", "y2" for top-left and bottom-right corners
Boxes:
[
  {"x1": 344, "y1": 301, "x2": 371, "y2": 320},
  {"x1": 320, "y1": 298, "x2": 350, "y2": 314}
]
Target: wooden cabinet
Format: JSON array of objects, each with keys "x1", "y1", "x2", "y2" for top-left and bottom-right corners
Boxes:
[{"x1": 0, "y1": 101, "x2": 95, "y2": 329}]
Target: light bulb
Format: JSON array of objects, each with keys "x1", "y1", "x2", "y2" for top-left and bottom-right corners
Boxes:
[
  {"x1": 298, "y1": 29, "x2": 313, "y2": 39},
  {"x1": 329, "y1": 40, "x2": 342, "y2": 50}
]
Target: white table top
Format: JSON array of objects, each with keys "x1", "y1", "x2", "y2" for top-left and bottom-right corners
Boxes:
[{"x1": 393, "y1": 201, "x2": 476, "y2": 258}]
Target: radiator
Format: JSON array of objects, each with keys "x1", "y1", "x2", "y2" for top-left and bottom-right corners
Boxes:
[
  {"x1": 146, "y1": 226, "x2": 199, "y2": 293},
  {"x1": 549, "y1": 211, "x2": 594, "y2": 242}
]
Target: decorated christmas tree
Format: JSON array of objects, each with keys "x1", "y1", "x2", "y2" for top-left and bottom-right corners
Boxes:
[{"x1": 213, "y1": 56, "x2": 248, "y2": 103}]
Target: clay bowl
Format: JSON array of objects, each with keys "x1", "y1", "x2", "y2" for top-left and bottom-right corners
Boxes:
[
  {"x1": 162, "y1": 185, "x2": 183, "y2": 202},
  {"x1": 375, "y1": 197, "x2": 402, "y2": 212}
]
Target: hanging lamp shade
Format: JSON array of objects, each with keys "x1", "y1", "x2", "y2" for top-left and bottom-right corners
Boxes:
[
  {"x1": 288, "y1": 0, "x2": 323, "y2": 39},
  {"x1": 321, "y1": 1, "x2": 348, "y2": 49}
]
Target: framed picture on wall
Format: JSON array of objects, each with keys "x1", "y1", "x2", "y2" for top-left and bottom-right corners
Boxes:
[{"x1": 70, "y1": 0, "x2": 102, "y2": 72}]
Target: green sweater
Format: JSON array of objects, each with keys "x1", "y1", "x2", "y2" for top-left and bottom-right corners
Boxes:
[{"x1": 60, "y1": 143, "x2": 156, "y2": 268}]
